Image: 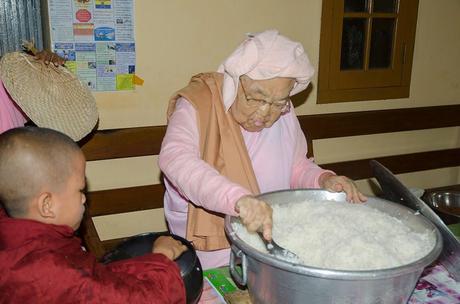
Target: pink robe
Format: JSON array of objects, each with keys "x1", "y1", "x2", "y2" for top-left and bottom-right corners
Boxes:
[
  {"x1": 159, "y1": 98, "x2": 332, "y2": 269},
  {"x1": 0, "y1": 80, "x2": 27, "y2": 133}
]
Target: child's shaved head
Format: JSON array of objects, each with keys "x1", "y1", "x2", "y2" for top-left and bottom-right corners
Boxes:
[{"x1": 0, "y1": 127, "x2": 81, "y2": 216}]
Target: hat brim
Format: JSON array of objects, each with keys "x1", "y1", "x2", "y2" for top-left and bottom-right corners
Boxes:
[{"x1": 0, "y1": 52, "x2": 98, "y2": 141}]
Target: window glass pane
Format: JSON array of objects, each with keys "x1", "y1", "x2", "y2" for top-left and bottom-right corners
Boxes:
[
  {"x1": 369, "y1": 18, "x2": 395, "y2": 69},
  {"x1": 341, "y1": 18, "x2": 367, "y2": 70},
  {"x1": 344, "y1": 0, "x2": 369, "y2": 12},
  {"x1": 373, "y1": 0, "x2": 397, "y2": 13}
]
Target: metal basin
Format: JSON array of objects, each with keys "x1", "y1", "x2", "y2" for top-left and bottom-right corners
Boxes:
[
  {"x1": 424, "y1": 191, "x2": 460, "y2": 224},
  {"x1": 225, "y1": 189, "x2": 442, "y2": 304}
]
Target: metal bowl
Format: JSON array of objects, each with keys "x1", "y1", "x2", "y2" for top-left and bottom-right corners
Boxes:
[
  {"x1": 101, "y1": 232, "x2": 203, "y2": 304},
  {"x1": 225, "y1": 189, "x2": 442, "y2": 304},
  {"x1": 423, "y1": 191, "x2": 460, "y2": 224}
]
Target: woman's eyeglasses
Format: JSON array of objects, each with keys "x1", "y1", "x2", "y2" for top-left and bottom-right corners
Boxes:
[{"x1": 240, "y1": 80, "x2": 291, "y2": 113}]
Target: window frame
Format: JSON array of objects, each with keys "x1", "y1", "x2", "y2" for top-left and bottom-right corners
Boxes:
[{"x1": 317, "y1": 0, "x2": 419, "y2": 103}]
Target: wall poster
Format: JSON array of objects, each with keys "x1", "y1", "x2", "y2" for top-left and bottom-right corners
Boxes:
[{"x1": 48, "y1": 0, "x2": 135, "y2": 91}]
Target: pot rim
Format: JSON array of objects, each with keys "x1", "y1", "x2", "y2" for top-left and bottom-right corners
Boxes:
[
  {"x1": 128, "y1": 231, "x2": 200, "y2": 276},
  {"x1": 225, "y1": 189, "x2": 443, "y2": 280}
]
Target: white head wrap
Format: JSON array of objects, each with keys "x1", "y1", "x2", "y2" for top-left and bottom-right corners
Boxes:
[{"x1": 217, "y1": 29, "x2": 315, "y2": 111}]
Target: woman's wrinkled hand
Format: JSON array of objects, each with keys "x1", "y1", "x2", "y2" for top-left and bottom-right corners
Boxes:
[
  {"x1": 152, "y1": 236, "x2": 188, "y2": 260},
  {"x1": 319, "y1": 172, "x2": 367, "y2": 203},
  {"x1": 34, "y1": 50, "x2": 66, "y2": 67},
  {"x1": 235, "y1": 195, "x2": 273, "y2": 241}
]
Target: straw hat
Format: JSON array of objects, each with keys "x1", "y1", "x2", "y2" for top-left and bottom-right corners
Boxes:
[{"x1": 0, "y1": 52, "x2": 98, "y2": 141}]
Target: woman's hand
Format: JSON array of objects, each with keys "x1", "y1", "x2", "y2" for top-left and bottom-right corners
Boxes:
[
  {"x1": 34, "y1": 50, "x2": 66, "y2": 67},
  {"x1": 319, "y1": 172, "x2": 367, "y2": 203},
  {"x1": 235, "y1": 195, "x2": 273, "y2": 241},
  {"x1": 152, "y1": 236, "x2": 188, "y2": 260}
]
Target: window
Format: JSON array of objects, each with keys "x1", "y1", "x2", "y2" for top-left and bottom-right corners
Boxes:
[{"x1": 317, "y1": 0, "x2": 419, "y2": 103}]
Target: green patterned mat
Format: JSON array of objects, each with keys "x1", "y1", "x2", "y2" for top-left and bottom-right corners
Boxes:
[{"x1": 448, "y1": 223, "x2": 460, "y2": 238}]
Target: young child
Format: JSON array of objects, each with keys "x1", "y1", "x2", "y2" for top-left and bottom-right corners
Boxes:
[{"x1": 0, "y1": 127, "x2": 187, "y2": 303}]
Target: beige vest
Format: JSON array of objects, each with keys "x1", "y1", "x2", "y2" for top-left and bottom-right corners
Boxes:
[{"x1": 167, "y1": 73, "x2": 260, "y2": 251}]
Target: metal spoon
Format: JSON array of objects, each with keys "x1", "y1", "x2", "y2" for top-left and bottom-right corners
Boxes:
[{"x1": 257, "y1": 231, "x2": 300, "y2": 263}]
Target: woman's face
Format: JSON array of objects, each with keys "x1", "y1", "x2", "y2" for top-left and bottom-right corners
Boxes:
[{"x1": 230, "y1": 76, "x2": 295, "y2": 132}]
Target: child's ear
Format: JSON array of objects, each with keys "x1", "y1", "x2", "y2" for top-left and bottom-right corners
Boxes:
[{"x1": 37, "y1": 192, "x2": 55, "y2": 219}]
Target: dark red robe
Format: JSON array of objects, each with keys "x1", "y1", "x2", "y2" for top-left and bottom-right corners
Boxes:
[{"x1": 0, "y1": 208, "x2": 185, "y2": 303}]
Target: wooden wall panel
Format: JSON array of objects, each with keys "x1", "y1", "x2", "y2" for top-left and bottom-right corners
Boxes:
[
  {"x1": 322, "y1": 148, "x2": 460, "y2": 180},
  {"x1": 81, "y1": 105, "x2": 460, "y2": 161},
  {"x1": 81, "y1": 126, "x2": 166, "y2": 161},
  {"x1": 87, "y1": 184, "x2": 165, "y2": 217}
]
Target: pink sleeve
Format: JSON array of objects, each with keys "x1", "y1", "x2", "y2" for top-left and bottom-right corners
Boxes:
[
  {"x1": 158, "y1": 98, "x2": 250, "y2": 216},
  {"x1": 0, "y1": 81, "x2": 27, "y2": 134},
  {"x1": 289, "y1": 111, "x2": 335, "y2": 189}
]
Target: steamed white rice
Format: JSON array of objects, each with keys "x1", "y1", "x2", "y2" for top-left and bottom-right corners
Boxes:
[{"x1": 232, "y1": 200, "x2": 435, "y2": 270}]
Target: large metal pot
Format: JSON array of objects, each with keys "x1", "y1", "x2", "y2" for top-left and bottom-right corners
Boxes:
[{"x1": 225, "y1": 190, "x2": 443, "y2": 304}]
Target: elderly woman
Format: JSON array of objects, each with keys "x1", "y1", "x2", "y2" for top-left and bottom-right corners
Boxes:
[{"x1": 159, "y1": 30, "x2": 366, "y2": 270}]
